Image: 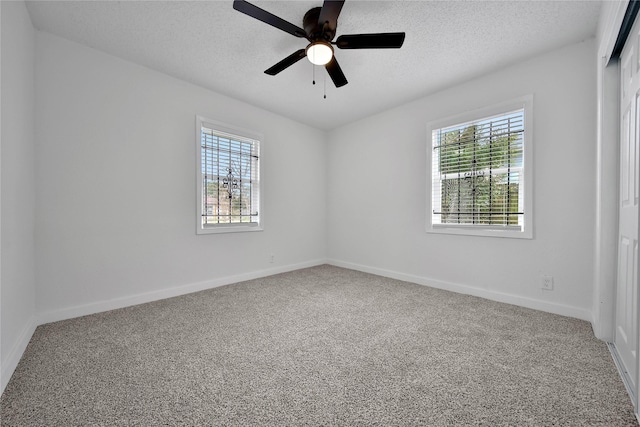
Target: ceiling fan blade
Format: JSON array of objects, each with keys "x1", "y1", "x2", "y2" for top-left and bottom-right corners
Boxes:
[
  {"x1": 325, "y1": 57, "x2": 348, "y2": 88},
  {"x1": 264, "y1": 49, "x2": 307, "y2": 76},
  {"x1": 336, "y1": 32, "x2": 406, "y2": 49},
  {"x1": 233, "y1": 0, "x2": 307, "y2": 38},
  {"x1": 318, "y1": 0, "x2": 345, "y2": 30}
]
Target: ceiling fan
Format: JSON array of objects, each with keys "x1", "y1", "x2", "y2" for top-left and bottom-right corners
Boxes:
[{"x1": 232, "y1": 0, "x2": 405, "y2": 88}]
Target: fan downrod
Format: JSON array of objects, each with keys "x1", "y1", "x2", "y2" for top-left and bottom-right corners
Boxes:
[{"x1": 303, "y1": 7, "x2": 336, "y2": 42}]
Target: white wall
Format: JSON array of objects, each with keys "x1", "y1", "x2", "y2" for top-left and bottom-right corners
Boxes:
[
  {"x1": 34, "y1": 32, "x2": 327, "y2": 321},
  {"x1": 1, "y1": 1, "x2": 37, "y2": 392},
  {"x1": 327, "y1": 39, "x2": 597, "y2": 321}
]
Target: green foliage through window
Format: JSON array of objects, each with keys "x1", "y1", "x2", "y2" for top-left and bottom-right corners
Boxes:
[{"x1": 432, "y1": 110, "x2": 524, "y2": 226}]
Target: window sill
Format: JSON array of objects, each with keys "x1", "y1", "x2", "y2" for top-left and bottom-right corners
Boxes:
[
  {"x1": 426, "y1": 224, "x2": 532, "y2": 239},
  {"x1": 197, "y1": 223, "x2": 263, "y2": 235}
]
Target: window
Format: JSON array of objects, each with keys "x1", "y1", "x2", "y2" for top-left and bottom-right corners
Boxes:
[
  {"x1": 427, "y1": 96, "x2": 532, "y2": 238},
  {"x1": 196, "y1": 116, "x2": 262, "y2": 234}
]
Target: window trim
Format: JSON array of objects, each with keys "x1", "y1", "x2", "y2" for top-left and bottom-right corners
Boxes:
[
  {"x1": 426, "y1": 95, "x2": 533, "y2": 239},
  {"x1": 196, "y1": 115, "x2": 263, "y2": 235}
]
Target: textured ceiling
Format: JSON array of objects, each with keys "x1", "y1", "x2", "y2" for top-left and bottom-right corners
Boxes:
[{"x1": 25, "y1": 0, "x2": 602, "y2": 131}]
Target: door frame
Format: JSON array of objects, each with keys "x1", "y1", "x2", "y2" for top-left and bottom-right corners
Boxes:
[{"x1": 595, "y1": 0, "x2": 640, "y2": 419}]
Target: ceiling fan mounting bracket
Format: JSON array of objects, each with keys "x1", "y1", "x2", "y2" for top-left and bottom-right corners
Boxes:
[{"x1": 303, "y1": 6, "x2": 336, "y2": 42}]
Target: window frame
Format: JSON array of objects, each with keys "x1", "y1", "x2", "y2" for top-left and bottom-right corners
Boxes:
[
  {"x1": 196, "y1": 116, "x2": 263, "y2": 235},
  {"x1": 426, "y1": 95, "x2": 533, "y2": 239}
]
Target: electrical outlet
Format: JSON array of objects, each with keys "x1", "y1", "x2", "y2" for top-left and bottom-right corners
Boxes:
[
  {"x1": 269, "y1": 254, "x2": 275, "y2": 264},
  {"x1": 541, "y1": 275, "x2": 554, "y2": 290}
]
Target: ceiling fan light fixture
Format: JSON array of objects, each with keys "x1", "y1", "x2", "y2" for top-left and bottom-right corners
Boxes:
[
  {"x1": 233, "y1": 0, "x2": 406, "y2": 88},
  {"x1": 306, "y1": 41, "x2": 333, "y2": 65}
]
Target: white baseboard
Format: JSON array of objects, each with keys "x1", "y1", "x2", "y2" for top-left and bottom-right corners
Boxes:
[
  {"x1": 38, "y1": 259, "x2": 327, "y2": 325},
  {"x1": 327, "y1": 259, "x2": 592, "y2": 321},
  {"x1": 1, "y1": 315, "x2": 38, "y2": 395}
]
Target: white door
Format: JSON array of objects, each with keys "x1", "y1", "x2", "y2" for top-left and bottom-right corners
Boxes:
[{"x1": 616, "y1": 14, "x2": 640, "y2": 401}]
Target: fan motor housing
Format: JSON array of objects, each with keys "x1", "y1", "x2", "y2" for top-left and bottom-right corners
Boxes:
[{"x1": 303, "y1": 7, "x2": 336, "y2": 42}]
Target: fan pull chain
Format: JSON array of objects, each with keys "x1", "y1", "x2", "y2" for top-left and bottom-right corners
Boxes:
[
  {"x1": 324, "y1": 72, "x2": 327, "y2": 99},
  {"x1": 311, "y1": 64, "x2": 326, "y2": 99}
]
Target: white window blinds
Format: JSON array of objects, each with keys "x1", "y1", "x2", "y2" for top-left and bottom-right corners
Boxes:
[
  {"x1": 431, "y1": 109, "x2": 525, "y2": 230},
  {"x1": 199, "y1": 124, "x2": 260, "y2": 230}
]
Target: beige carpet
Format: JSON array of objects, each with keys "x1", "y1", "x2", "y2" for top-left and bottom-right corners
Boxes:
[{"x1": 1, "y1": 265, "x2": 637, "y2": 425}]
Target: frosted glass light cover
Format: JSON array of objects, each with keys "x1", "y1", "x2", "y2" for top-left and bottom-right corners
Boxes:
[{"x1": 307, "y1": 42, "x2": 333, "y2": 65}]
